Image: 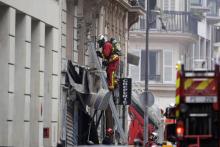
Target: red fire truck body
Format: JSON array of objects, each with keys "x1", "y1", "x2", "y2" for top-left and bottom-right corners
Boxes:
[
  {"x1": 174, "y1": 64, "x2": 220, "y2": 147},
  {"x1": 128, "y1": 104, "x2": 155, "y2": 145},
  {"x1": 128, "y1": 91, "x2": 163, "y2": 146}
]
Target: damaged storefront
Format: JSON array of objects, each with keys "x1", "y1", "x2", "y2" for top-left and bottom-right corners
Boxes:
[
  {"x1": 64, "y1": 60, "x2": 114, "y2": 145},
  {"x1": 65, "y1": 61, "x2": 99, "y2": 145},
  {"x1": 60, "y1": 0, "x2": 145, "y2": 146}
]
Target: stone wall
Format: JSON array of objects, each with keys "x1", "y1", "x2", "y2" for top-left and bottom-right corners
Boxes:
[{"x1": 0, "y1": 2, "x2": 60, "y2": 146}]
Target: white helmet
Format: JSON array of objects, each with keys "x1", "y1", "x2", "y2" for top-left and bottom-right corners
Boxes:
[
  {"x1": 97, "y1": 34, "x2": 106, "y2": 48},
  {"x1": 110, "y1": 37, "x2": 117, "y2": 44},
  {"x1": 97, "y1": 34, "x2": 105, "y2": 42}
]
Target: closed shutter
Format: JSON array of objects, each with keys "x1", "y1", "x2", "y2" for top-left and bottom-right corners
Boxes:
[
  {"x1": 149, "y1": 51, "x2": 157, "y2": 80},
  {"x1": 163, "y1": 49, "x2": 173, "y2": 83},
  {"x1": 164, "y1": 0, "x2": 169, "y2": 10},
  {"x1": 66, "y1": 104, "x2": 75, "y2": 146},
  {"x1": 170, "y1": 0, "x2": 175, "y2": 10}
]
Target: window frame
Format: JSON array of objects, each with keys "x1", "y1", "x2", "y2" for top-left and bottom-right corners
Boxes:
[
  {"x1": 163, "y1": 0, "x2": 175, "y2": 11},
  {"x1": 140, "y1": 49, "x2": 162, "y2": 82},
  {"x1": 163, "y1": 49, "x2": 174, "y2": 83}
]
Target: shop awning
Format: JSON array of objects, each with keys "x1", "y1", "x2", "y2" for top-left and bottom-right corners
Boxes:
[{"x1": 127, "y1": 52, "x2": 139, "y2": 66}]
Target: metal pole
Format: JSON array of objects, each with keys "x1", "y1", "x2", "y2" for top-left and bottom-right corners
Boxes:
[
  {"x1": 122, "y1": 105, "x2": 126, "y2": 130},
  {"x1": 144, "y1": 0, "x2": 149, "y2": 146}
]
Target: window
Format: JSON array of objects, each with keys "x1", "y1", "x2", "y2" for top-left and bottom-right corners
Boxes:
[
  {"x1": 163, "y1": 49, "x2": 173, "y2": 83},
  {"x1": 140, "y1": 16, "x2": 145, "y2": 30},
  {"x1": 215, "y1": 27, "x2": 220, "y2": 42},
  {"x1": 138, "y1": 0, "x2": 145, "y2": 8},
  {"x1": 163, "y1": 0, "x2": 175, "y2": 11},
  {"x1": 140, "y1": 50, "x2": 161, "y2": 82},
  {"x1": 128, "y1": 51, "x2": 140, "y2": 82},
  {"x1": 190, "y1": 0, "x2": 202, "y2": 6},
  {"x1": 207, "y1": 0, "x2": 217, "y2": 16},
  {"x1": 149, "y1": 51, "x2": 161, "y2": 81}
]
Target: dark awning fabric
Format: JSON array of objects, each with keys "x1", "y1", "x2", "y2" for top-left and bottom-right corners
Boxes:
[
  {"x1": 66, "y1": 60, "x2": 89, "y2": 94},
  {"x1": 127, "y1": 52, "x2": 139, "y2": 66},
  {"x1": 65, "y1": 60, "x2": 110, "y2": 110}
]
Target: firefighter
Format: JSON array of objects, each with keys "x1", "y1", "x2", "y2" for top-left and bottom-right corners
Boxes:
[
  {"x1": 97, "y1": 35, "x2": 120, "y2": 91},
  {"x1": 102, "y1": 128, "x2": 114, "y2": 145},
  {"x1": 109, "y1": 37, "x2": 122, "y2": 56}
]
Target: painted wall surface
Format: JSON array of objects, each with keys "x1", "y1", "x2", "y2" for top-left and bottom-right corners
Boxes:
[
  {"x1": 0, "y1": 1, "x2": 60, "y2": 146},
  {"x1": 128, "y1": 31, "x2": 195, "y2": 113},
  {"x1": 198, "y1": 21, "x2": 207, "y2": 38},
  {"x1": 0, "y1": 0, "x2": 60, "y2": 28}
]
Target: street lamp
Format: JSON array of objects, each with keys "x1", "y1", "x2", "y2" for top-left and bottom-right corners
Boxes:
[
  {"x1": 143, "y1": 0, "x2": 149, "y2": 146},
  {"x1": 144, "y1": 0, "x2": 156, "y2": 146}
]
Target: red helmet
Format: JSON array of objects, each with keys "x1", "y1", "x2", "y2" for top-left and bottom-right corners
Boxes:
[{"x1": 106, "y1": 128, "x2": 113, "y2": 135}]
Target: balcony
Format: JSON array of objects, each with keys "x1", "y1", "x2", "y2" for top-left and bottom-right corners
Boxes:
[
  {"x1": 190, "y1": 0, "x2": 209, "y2": 12},
  {"x1": 117, "y1": 0, "x2": 145, "y2": 28},
  {"x1": 130, "y1": 11, "x2": 198, "y2": 36},
  {"x1": 207, "y1": 14, "x2": 220, "y2": 24},
  {"x1": 127, "y1": 0, "x2": 145, "y2": 8},
  {"x1": 207, "y1": 0, "x2": 220, "y2": 22}
]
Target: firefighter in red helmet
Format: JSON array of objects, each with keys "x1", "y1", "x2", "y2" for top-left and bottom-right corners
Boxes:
[
  {"x1": 102, "y1": 128, "x2": 114, "y2": 144},
  {"x1": 97, "y1": 35, "x2": 120, "y2": 91}
]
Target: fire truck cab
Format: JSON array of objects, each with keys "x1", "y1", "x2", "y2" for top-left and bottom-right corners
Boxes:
[{"x1": 166, "y1": 63, "x2": 220, "y2": 147}]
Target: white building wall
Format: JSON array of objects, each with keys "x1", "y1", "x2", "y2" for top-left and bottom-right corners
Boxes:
[
  {"x1": 198, "y1": 21, "x2": 207, "y2": 38},
  {"x1": 129, "y1": 37, "x2": 183, "y2": 81},
  {"x1": 30, "y1": 20, "x2": 44, "y2": 147},
  {"x1": 0, "y1": 1, "x2": 61, "y2": 146},
  {"x1": 128, "y1": 35, "x2": 186, "y2": 109},
  {"x1": 0, "y1": 0, "x2": 60, "y2": 28},
  {"x1": 0, "y1": 7, "x2": 15, "y2": 146},
  {"x1": 14, "y1": 13, "x2": 31, "y2": 147}
]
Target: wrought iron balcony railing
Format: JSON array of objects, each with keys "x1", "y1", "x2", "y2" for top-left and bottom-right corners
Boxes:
[
  {"x1": 128, "y1": 0, "x2": 145, "y2": 8},
  {"x1": 130, "y1": 11, "x2": 198, "y2": 35}
]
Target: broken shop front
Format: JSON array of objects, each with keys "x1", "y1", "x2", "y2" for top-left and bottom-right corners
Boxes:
[{"x1": 64, "y1": 60, "x2": 112, "y2": 145}]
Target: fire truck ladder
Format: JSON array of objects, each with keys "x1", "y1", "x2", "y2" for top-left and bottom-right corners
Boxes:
[{"x1": 88, "y1": 40, "x2": 127, "y2": 144}]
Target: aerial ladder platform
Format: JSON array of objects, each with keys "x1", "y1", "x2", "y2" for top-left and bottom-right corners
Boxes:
[{"x1": 87, "y1": 39, "x2": 127, "y2": 144}]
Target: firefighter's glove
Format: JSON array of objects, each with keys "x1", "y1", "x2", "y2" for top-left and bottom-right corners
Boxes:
[
  {"x1": 96, "y1": 51, "x2": 103, "y2": 58},
  {"x1": 102, "y1": 60, "x2": 109, "y2": 66}
]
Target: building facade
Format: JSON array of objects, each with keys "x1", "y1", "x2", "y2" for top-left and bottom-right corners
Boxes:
[
  {"x1": 61, "y1": 0, "x2": 144, "y2": 145},
  {"x1": 129, "y1": 0, "x2": 220, "y2": 110},
  {"x1": 128, "y1": 0, "x2": 200, "y2": 109},
  {"x1": 0, "y1": 0, "x2": 61, "y2": 147},
  {"x1": 189, "y1": 0, "x2": 220, "y2": 69},
  {"x1": 0, "y1": 0, "x2": 145, "y2": 146}
]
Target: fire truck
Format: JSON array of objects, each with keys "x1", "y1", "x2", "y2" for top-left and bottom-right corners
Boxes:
[
  {"x1": 166, "y1": 63, "x2": 220, "y2": 147},
  {"x1": 128, "y1": 87, "x2": 164, "y2": 146}
]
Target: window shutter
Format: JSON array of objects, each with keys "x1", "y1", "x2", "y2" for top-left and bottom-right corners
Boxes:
[
  {"x1": 149, "y1": 51, "x2": 157, "y2": 79},
  {"x1": 128, "y1": 51, "x2": 140, "y2": 82},
  {"x1": 170, "y1": 0, "x2": 175, "y2": 10},
  {"x1": 163, "y1": 0, "x2": 169, "y2": 10},
  {"x1": 163, "y1": 49, "x2": 173, "y2": 83},
  {"x1": 163, "y1": 0, "x2": 175, "y2": 11}
]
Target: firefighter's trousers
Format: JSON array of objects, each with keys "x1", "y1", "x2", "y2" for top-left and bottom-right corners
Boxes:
[{"x1": 106, "y1": 60, "x2": 119, "y2": 91}]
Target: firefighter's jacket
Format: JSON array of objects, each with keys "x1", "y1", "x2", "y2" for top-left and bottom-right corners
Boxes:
[{"x1": 101, "y1": 41, "x2": 119, "y2": 90}]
